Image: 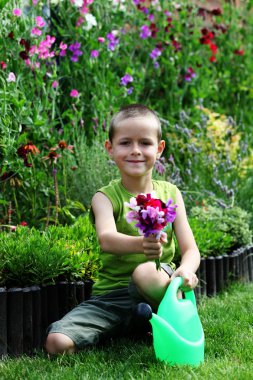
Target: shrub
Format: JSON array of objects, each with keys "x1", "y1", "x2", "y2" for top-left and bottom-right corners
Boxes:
[
  {"x1": 190, "y1": 205, "x2": 252, "y2": 250},
  {"x1": 0, "y1": 213, "x2": 101, "y2": 288}
]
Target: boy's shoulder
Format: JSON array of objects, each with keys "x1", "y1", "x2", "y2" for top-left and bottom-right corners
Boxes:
[{"x1": 152, "y1": 179, "x2": 178, "y2": 202}]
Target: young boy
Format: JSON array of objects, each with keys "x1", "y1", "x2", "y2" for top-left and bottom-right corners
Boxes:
[{"x1": 45, "y1": 104, "x2": 200, "y2": 354}]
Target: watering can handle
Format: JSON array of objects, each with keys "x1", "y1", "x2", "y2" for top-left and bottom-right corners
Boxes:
[{"x1": 168, "y1": 276, "x2": 197, "y2": 308}]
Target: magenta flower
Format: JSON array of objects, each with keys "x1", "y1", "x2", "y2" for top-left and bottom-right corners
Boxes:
[
  {"x1": 140, "y1": 25, "x2": 151, "y2": 39},
  {"x1": 125, "y1": 192, "x2": 177, "y2": 270},
  {"x1": 31, "y1": 27, "x2": 42, "y2": 36},
  {"x1": 91, "y1": 50, "x2": 99, "y2": 58},
  {"x1": 120, "y1": 73, "x2": 133, "y2": 86},
  {"x1": 59, "y1": 41, "x2": 68, "y2": 56},
  {"x1": 52, "y1": 81, "x2": 59, "y2": 88},
  {"x1": 35, "y1": 16, "x2": 45, "y2": 28},
  {"x1": 70, "y1": 89, "x2": 79, "y2": 97},
  {"x1": 184, "y1": 67, "x2": 196, "y2": 82},
  {"x1": 98, "y1": 37, "x2": 105, "y2": 43},
  {"x1": 13, "y1": 8, "x2": 22, "y2": 17}
]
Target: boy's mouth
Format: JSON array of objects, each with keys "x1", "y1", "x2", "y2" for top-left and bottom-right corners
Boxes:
[{"x1": 126, "y1": 160, "x2": 145, "y2": 163}]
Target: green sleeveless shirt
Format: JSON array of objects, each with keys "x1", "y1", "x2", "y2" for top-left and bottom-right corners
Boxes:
[{"x1": 92, "y1": 179, "x2": 177, "y2": 295}]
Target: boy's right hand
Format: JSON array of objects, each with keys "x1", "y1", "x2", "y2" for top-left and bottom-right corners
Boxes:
[{"x1": 143, "y1": 235, "x2": 163, "y2": 260}]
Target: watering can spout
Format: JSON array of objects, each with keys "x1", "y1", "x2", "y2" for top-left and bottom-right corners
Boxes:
[{"x1": 150, "y1": 277, "x2": 205, "y2": 366}]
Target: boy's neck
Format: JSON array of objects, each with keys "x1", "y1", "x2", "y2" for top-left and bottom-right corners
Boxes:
[{"x1": 121, "y1": 176, "x2": 154, "y2": 195}]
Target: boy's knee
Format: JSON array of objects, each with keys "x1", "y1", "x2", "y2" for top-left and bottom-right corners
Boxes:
[
  {"x1": 132, "y1": 262, "x2": 156, "y2": 286},
  {"x1": 45, "y1": 333, "x2": 76, "y2": 354}
]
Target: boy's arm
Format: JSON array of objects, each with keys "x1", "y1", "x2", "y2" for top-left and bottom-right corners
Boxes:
[
  {"x1": 172, "y1": 188, "x2": 200, "y2": 288},
  {"x1": 91, "y1": 192, "x2": 163, "y2": 259}
]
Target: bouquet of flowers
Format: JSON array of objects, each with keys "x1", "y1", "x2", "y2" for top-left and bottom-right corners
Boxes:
[{"x1": 125, "y1": 193, "x2": 177, "y2": 270}]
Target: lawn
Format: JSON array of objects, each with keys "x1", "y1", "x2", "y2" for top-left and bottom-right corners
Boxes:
[{"x1": 0, "y1": 282, "x2": 253, "y2": 380}]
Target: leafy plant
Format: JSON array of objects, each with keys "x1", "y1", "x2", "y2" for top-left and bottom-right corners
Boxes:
[
  {"x1": 190, "y1": 205, "x2": 252, "y2": 250},
  {"x1": 0, "y1": 213, "x2": 101, "y2": 287}
]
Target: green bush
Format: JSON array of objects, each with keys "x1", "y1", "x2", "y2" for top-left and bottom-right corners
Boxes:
[
  {"x1": 190, "y1": 205, "x2": 252, "y2": 250},
  {"x1": 0, "y1": 213, "x2": 101, "y2": 288},
  {"x1": 188, "y1": 218, "x2": 234, "y2": 258}
]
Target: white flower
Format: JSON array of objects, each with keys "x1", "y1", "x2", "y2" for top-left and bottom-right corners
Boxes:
[
  {"x1": 72, "y1": 0, "x2": 83, "y2": 7},
  {"x1": 7, "y1": 72, "x2": 16, "y2": 82},
  {"x1": 83, "y1": 13, "x2": 97, "y2": 31}
]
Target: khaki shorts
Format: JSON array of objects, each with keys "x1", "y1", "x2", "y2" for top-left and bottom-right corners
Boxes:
[{"x1": 47, "y1": 263, "x2": 174, "y2": 349}]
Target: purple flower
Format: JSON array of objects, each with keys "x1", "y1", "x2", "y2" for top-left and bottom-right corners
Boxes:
[
  {"x1": 127, "y1": 87, "x2": 134, "y2": 95},
  {"x1": 150, "y1": 47, "x2": 162, "y2": 60},
  {"x1": 140, "y1": 25, "x2": 151, "y2": 39},
  {"x1": 90, "y1": 50, "x2": 99, "y2": 58},
  {"x1": 69, "y1": 42, "x2": 81, "y2": 51},
  {"x1": 69, "y1": 42, "x2": 83, "y2": 62},
  {"x1": 120, "y1": 74, "x2": 133, "y2": 86},
  {"x1": 154, "y1": 61, "x2": 159, "y2": 69},
  {"x1": 106, "y1": 32, "x2": 119, "y2": 51}
]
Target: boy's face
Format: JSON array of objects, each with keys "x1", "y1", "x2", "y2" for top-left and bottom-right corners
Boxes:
[{"x1": 105, "y1": 116, "x2": 165, "y2": 179}]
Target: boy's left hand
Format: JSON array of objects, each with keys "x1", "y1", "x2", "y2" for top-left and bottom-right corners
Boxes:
[{"x1": 170, "y1": 266, "x2": 198, "y2": 290}]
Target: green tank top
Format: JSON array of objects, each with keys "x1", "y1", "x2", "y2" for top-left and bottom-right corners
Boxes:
[{"x1": 92, "y1": 179, "x2": 177, "y2": 295}]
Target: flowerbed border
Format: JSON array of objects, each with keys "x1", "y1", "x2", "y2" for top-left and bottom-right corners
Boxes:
[
  {"x1": 0, "y1": 280, "x2": 93, "y2": 357},
  {"x1": 1, "y1": 245, "x2": 253, "y2": 357},
  {"x1": 195, "y1": 244, "x2": 253, "y2": 299}
]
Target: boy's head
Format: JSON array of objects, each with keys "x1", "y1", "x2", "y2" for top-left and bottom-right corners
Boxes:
[{"x1": 109, "y1": 104, "x2": 162, "y2": 143}]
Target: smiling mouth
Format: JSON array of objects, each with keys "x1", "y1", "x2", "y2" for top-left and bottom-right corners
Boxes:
[{"x1": 126, "y1": 160, "x2": 145, "y2": 163}]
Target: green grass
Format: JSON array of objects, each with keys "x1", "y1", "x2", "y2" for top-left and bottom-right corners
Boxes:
[{"x1": 1, "y1": 282, "x2": 253, "y2": 380}]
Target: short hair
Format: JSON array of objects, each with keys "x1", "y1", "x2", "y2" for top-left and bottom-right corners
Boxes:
[{"x1": 109, "y1": 104, "x2": 162, "y2": 142}]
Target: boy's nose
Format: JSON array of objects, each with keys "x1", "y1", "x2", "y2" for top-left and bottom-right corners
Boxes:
[{"x1": 131, "y1": 143, "x2": 141, "y2": 155}]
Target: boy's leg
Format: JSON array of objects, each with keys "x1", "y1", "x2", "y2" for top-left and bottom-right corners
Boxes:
[
  {"x1": 45, "y1": 333, "x2": 75, "y2": 354},
  {"x1": 45, "y1": 288, "x2": 133, "y2": 354},
  {"x1": 131, "y1": 261, "x2": 173, "y2": 309}
]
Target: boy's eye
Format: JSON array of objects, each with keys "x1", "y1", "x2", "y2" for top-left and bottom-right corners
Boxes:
[
  {"x1": 141, "y1": 140, "x2": 152, "y2": 146},
  {"x1": 119, "y1": 141, "x2": 130, "y2": 145}
]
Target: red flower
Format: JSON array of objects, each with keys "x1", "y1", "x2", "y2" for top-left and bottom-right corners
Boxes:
[
  {"x1": 209, "y1": 43, "x2": 218, "y2": 55},
  {"x1": 43, "y1": 149, "x2": 61, "y2": 164},
  {"x1": 20, "y1": 221, "x2": 28, "y2": 226},
  {"x1": 57, "y1": 140, "x2": 74, "y2": 152},
  {"x1": 212, "y1": 8, "x2": 222, "y2": 16},
  {"x1": 8, "y1": 31, "x2": 14, "y2": 39},
  {"x1": 0, "y1": 61, "x2": 7, "y2": 70},
  {"x1": 209, "y1": 55, "x2": 216, "y2": 62},
  {"x1": 146, "y1": 198, "x2": 165, "y2": 212},
  {"x1": 17, "y1": 143, "x2": 40, "y2": 166},
  {"x1": 234, "y1": 49, "x2": 244, "y2": 56}
]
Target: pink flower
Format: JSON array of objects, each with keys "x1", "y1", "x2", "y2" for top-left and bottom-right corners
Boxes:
[
  {"x1": 70, "y1": 89, "x2": 79, "y2": 97},
  {"x1": 98, "y1": 37, "x2": 105, "y2": 43},
  {"x1": 52, "y1": 80, "x2": 59, "y2": 88},
  {"x1": 32, "y1": 0, "x2": 39, "y2": 5},
  {"x1": 31, "y1": 27, "x2": 42, "y2": 36},
  {"x1": 7, "y1": 72, "x2": 16, "y2": 82},
  {"x1": 13, "y1": 8, "x2": 22, "y2": 17},
  {"x1": 35, "y1": 16, "x2": 46, "y2": 28},
  {"x1": 59, "y1": 41, "x2": 67, "y2": 50}
]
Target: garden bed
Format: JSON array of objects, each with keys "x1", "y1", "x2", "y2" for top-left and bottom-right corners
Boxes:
[
  {"x1": 1, "y1": 245, "x2": 253, "y2": 358},
  {"x1": 0, "y1": 280, "x2": 93, "y2": 357},
  {"x1": 195, "y1": 245, "x2": 253, "y2": 298}
]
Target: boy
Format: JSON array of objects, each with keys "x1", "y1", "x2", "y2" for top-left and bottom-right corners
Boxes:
[{"x1": 45, "y1": 104, "x2": 200, "y2": 354}]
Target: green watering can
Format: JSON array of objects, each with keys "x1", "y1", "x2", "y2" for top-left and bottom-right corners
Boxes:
[{"x1": 150, "y1": 276, "x2": 204, "y2": 366}]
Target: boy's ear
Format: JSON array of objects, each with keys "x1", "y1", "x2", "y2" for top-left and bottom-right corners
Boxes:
[
  {"x1": 105, "y1": 140, "x2": 113, "y2": 158},
  {"x1": 157, "y1": 139, "x2": 165, "y2": 156}
]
